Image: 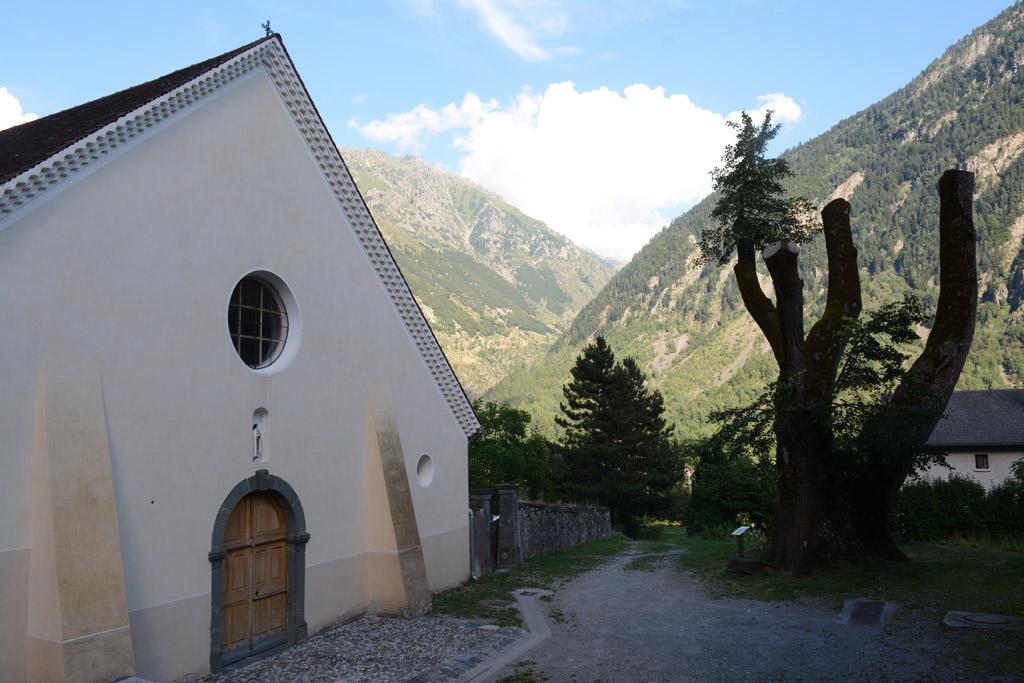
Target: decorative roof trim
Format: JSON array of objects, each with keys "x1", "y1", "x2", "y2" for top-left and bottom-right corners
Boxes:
[{"x1": 0, "y1": 37, "x2": 481, "y2": 437}]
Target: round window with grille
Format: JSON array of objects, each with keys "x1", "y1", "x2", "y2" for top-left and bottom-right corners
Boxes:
[{"x1": 228, "y1": 276, "x2": 289, "y2": 369}]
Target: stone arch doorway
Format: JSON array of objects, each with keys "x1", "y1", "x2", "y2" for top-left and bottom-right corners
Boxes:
[{"x1": 209, "y1": 470, "x2": 309, "y2": 671}]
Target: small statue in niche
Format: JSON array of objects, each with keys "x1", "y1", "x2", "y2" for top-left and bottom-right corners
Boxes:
[{"x1": 252, "y1": 423, "x2": 263, "y2": 461}]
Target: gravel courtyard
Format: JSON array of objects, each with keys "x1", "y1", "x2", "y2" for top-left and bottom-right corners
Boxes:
[
  {"x1": 196, "y1": 542, "x2": 1019, "y2": 683},
  {"x1": 496, "y1": 551, "x2": 993, "y2": 683},
  {"x1": 199, "y1": 614, "x2": 521, "y2": 683}
]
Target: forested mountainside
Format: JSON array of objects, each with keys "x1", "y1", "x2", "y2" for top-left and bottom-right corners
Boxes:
[
  {"x1": 487, "y1": 3, "x2": 1024, "y2": 437},
  {"x1": 343, "y1": 148, "x2": 615, "y2": 394}
]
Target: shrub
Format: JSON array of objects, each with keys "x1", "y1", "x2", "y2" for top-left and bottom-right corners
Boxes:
[
  {"x1": 894, "y1": 475, "x2": 988, "y2": 540},
  {"x1": 469, "y1": 401, "x2": 557, "y2": 500},
  {"x1": 982, "y1": 466, "x2": 1024, "y2": 538},
  {"x1": 895, "y1": 465, "x2": 1024, "y2": 543},
  {"x1": 685, "y1": 440, "x2": 775, "y2": 535}
]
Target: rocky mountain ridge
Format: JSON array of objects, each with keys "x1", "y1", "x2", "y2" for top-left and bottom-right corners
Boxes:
[{"x1": 343, "y1": 147, "x2": 615, "y2": 395}]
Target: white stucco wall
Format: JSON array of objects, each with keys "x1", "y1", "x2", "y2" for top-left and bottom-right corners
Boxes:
[
  {"x1": 919, "y1": 450, "x2": 1023, "y2": 490},
  {"x1": 0, "y1": 67, "x2": 469, "y2": 681}
]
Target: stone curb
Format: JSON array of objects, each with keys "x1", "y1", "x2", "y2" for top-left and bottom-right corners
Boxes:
[{"x1": 454, "y1": 588, "x2": 554, "y2": 683}]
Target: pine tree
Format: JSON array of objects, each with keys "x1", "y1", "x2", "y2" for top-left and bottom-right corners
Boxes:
[
  {"x1": 556, "y1": 337, "x2": 681, "y2": 531},
  {"x1": 556, "y1": 336, "x2": 617, "y2": 504}
]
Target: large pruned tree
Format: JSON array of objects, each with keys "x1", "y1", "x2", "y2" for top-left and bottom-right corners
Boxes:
[
  {"x1": 699, "y1": 112, "x2": 977, "y2": 575},
  {"x1": 557, "y1": 336, "x2": 681, "y2": 531}
]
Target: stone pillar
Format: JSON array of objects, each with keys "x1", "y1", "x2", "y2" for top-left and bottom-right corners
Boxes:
[
  {"x1": 366, "y1": 400, "x2": 431, "y2": 613},
  {"x1": 496, "y1": 483, "x2": 522, "y2": 568},
  {"x1": 26, "y1": 354, "x2": 135, "y2": 683},
  {"x1": 469, "y1": 489, "x2": 494, "y2": 576}
]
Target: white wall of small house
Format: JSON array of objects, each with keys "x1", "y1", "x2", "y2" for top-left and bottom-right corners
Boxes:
[
  {"x1": 919, "y1": 450, "x2": 1023, "y2": 490},
  {"x1": 0, "y1": 66, "x2": 469, "y2": 681}
]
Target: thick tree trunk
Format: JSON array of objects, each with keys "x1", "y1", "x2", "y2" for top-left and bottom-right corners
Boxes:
[
  {"x1": 734, "y1": 241, "x2": 784, "y2": 365},
  {"x1": 761, "y1": 241, "x2": 830, "y2": 576},
  {"x1": 768, "y1": 424, "x2": 838, "y2": 575},
  {"x1": 805, "y1": 199, "x2": 862, "y2": 393},
  {"x1": 761, "y1": 202, "x2": 864, "y2": 576},
  {"x1": 850, "y1": 170, "x2": 978, "y2": 554},
  {"x1": 848, "y1": 477, "x2": 907, "y2": 561}
]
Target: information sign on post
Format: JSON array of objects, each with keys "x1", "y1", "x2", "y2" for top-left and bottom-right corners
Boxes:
[{"x1": 731, "y1": 525, "x2": 750, "y2": 558}]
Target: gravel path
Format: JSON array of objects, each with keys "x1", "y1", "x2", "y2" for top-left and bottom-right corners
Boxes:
[
  {"x1": 497, "y1": 551, "x2": 976, "y2": 683},
  {"x1": 201, "y1": 614, "x2": 522, "y2": 683}
]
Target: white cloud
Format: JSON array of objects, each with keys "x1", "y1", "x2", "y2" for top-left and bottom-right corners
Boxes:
[
  {"x1": 351, "y1": 92, "x2": 499, "y2": 152},
  {"x1": 0, "y1": 87, "x2": 38, "y2": 132},
  {"x1": 458, "y1": 0, "x2": 570, "y2": 61},
  {"x1": 734, "y1": 92, "x2": 803, "y2": 128},
  {"x1": 352, "y1": 85, "x2": 802, "y2": 260}
]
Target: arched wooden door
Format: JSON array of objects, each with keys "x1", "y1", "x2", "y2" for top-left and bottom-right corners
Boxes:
[{"x1": 221, "y1": 492, "x2": 289, "y2": 664}]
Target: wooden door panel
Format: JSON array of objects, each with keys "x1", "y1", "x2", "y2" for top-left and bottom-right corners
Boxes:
[
  {"x1": 269, "y1": 542, "x2": 285, "y2": 587},
  {"x1": 222, "y1": 601, "x2": 250, "y2": 650},
  {"x1": 253, "y1": 545, "x2": 267, "y2": 588},
  {"x1": 219, "y1": 492, "x2": 289, "y2": 659},
  {"x1": 253, "y1": 592, "x2": 287, "y2": 639},
  {"x1": 224, "y1": 498, "x2": 250, "y2": 548},
  {"x1": 253, "y1": 542, "x2": 287, "y2": 594},
  {"x1": 223, "y1": 549, "x2": 250, "y2": 604},
  {"x1": 252, "y1": 494, "x2": 285, "y2": 542}
]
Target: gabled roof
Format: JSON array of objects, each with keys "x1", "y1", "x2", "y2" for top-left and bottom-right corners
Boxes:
[
  {"x1": 927, "y1": 389, "x2": 1024, "y2": 449},
  {"x1": 0, "y1": 35, "x2": 275, "y2": 185},
  {"x1": 0, "y1": 35, "x2": 480, "y2": 437}
]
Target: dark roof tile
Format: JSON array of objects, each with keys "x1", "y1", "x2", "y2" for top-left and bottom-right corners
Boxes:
[
  {"x1": 927, "y1": 389, "x2": 1024, "y2": 448},
  {"x1": 0, "y1": 34, "x2": 277, "y2": 184}
]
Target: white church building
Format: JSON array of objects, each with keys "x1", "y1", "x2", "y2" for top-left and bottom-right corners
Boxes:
[{"x1": 0, "y1": 34, "x2": 479, "y2": 682}]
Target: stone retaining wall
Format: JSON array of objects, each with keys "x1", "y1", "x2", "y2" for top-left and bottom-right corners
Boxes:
[
  {"x1": 468, "y1": 484, "x2": 612, "y2": 576},
  {"x1": 517, "y1": 501, "x2": 612, "y2": 560}
]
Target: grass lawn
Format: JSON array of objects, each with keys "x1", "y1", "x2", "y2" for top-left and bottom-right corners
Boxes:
[
  {"x1": 675, "y1": 534, "x2": 1024, "y2": 678},
  {"x1": 431, "y1": 535, "x2": 629, "y2": 627}
]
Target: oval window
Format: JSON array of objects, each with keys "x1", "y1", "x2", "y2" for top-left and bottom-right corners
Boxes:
[
  {"x1": 416, "y1": 454, "x2": 434, "y2": 487},
  {"x1": 228, "y1": 276, "x2": 289, "y2": 368}
]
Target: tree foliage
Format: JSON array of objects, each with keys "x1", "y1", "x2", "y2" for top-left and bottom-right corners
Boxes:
[
  {"x1": 685, "y1": 437, "x2": 776, "y2": 535},
  {"x1": 710, "y1": 297, "x2": 941, "y2": 479},
  {"x1": 469, "y1": 400, "x2": 556, "y2": 500},
  {"x1": 698, "y1": 111, "x2": 817, "y2": 266},
  {"x1": 831, "y1": 296, "x2": 945, "y2": 479},
  {"x1": 895, "y1": 467, "x2": 1024, "y2": 543},
  {"x1": 556, "y1": 337, "x2": 683, "y2": 530}
]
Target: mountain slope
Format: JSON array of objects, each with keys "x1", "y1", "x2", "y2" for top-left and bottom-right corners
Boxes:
[
  {"x1": 344, "y1": 148, "x2": 615, "y2": 394},
  {"x1": 487, "y1": 3, "x2": 1024, "y2": 436}
]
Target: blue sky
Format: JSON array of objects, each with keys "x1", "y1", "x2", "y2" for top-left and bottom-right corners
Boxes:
[{"x1": 0, "y1": 1, "x2": 1013, "y2": 258}]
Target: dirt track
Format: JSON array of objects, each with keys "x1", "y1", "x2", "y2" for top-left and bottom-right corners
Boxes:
[{"x1": 496, "y1": 550, "x2": 973, "y2": 683}]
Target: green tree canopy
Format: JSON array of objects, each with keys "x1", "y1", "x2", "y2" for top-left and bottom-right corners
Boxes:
[
  {"x1": 556, "y1": 337, "x2": 682, "y2": 530},
  {"x1": 698, "y1": 111, "x2": 816, "y2": 266},
  {"x1": 469, "y1": 400, "x2": 555, "y2": 500}
]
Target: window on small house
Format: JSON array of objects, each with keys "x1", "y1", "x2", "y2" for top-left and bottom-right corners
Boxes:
[
  {"x1": 975, "y1": 453, "x2": 990, "y2": 471},
  {"x1": 228, "y1": 276, "x2": 288, "y2": 368}
]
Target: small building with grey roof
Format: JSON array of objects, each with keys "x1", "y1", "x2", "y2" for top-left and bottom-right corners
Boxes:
[{"x1": 921, "y1": 389, "x2": 1024, "y2": 489}]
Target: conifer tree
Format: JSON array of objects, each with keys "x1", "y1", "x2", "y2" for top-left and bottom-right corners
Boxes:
[
  {"x1": 556, "y1": 336, "x2": 617, "y2": 504},
  {"x1": 556, "y1": 337, "x2": 681, "y2": 530}
]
